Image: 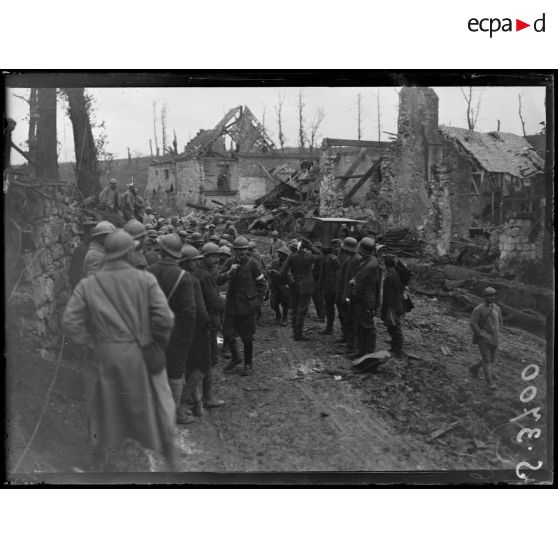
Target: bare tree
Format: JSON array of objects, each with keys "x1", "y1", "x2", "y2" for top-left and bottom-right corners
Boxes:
[
  {"x1": 161, "y1": 101, "x2": 168, "y2": 153},
  {"x1": 149, "y1": 139, "x2": 153, "y2": 157},
  {"x1": 356, "y1": 93, "x2": 363, "y2": 140},
  {"x1": 172, "y1": 129, "x2": 178, "y2": 155},
  {"x1": 12, "y1": 88, "x2": 39, "y2": 161},
  {"x1": 274, "y1": 93, "x2": 286, "y2": 151},
  {"x1": 63, "y1": 88, "x2": 101, "y2": 199},
  {"x1": 153, "y1": 101, "x2": 160, "y2": 156},
  {"x1": 497, "y1": 119, "x2": 501, "y2": 132},
  {"x1": 376, "y1": 88, "x2": 382, "y2": 142},
  {"x1": 518, "y1": 94, "x2": 527, "y2": 136},
  {"x1": 297, "y1": 88, "x2": 306, "y2": 151},
  {"x1": 306, "y1": 107, "x2": 325, "y2": 152},
  {"x1": 460, "y1": 86, "x2": 482, "y2": 131}
]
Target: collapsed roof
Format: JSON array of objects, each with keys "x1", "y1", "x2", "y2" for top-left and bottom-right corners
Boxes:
[
  {"x1": 439, "y1": 126, "x2": 544, "y2": 178},
  {"x1": 183, "y1": 105, "x2": 276, "y2": 157}
]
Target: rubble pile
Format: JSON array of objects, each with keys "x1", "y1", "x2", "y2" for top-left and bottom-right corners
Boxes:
[{"x1": 376, "y1": 228, "x2": 423, "y2": 257}]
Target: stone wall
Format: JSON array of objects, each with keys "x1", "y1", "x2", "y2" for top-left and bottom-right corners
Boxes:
[
  {"x1": 5, "y1": 183, "x2": 81, "y2": 349},
  {"x1": 499, "y1": 216, "x2": 540, "y2": 267}
]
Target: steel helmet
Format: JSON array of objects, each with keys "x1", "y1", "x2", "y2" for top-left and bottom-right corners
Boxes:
[
  {"x1": 178, "y1": 230, "x2": 188, "y2": 239},
  {"x1": 201, "y1": 242, "x2": 220, "y2": 256},
  {"x1": 104, "y1": 230, "x2": 138, "y2": 261},
  {"x1": 482, "y1": 287, "x2": 497, "y2": 296},
  {"x1": 218, "y1": 245, "x2": 232, "y2": 257},
  {"x1": 191, "y1": 232, "x2": 203, "y2": 242},
  {"x1": 147, "y1": 229, "x2": 158, "y2": 238},
  {"x1": 358, "y1": 236, "x2": 376, "y2": 256},
  {"x1": 248, "y1": 241, "x2": 256, "y2": 250},
  {"x1": 272, "y1": 230, "x2": 279, "y2": 236},
  {"x1": 209, "y1": 223, "x2": 216, "y2": 228},
  {"x1": 109, "y1": 178, "x2": 117, "y2": 185},
  {"x1": 91, "y1": 220, "x2": 117, "y2": 238},
  {"x1": 124, "y1": 219, "x2": 147, "y2": 239},
  {"x1": 341, "y1": 237, "x2": 358, "y2": 253},
  {"x1": 157, "y1": 234, "x2": 183, "y2": 259},
  {"x1": 218, "y1": 239, "x2": 228, "y2": 247},
  {"x1": 277, "y1": 246, "x2": 290, "y2": 257},
  {"x1": 178, "y1": 245, "x2": 203, "y2": 262},
  {"x1": 289, "y1": 239, "x2": 299, "y2": 249},
  {"x1": 233, "y1": 236, "x2": 250, "y2": 249},
  {"x1": 209, "y1": 234, "x2": 220, "y2": 243}
]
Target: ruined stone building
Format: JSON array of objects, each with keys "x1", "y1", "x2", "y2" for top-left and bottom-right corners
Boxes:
[
  {"x1": 319, "y1": 87, "x2": 545, "y2": 265},
  {"x1": 146, "y1": 106, "x2": 317, "y2": 209}
]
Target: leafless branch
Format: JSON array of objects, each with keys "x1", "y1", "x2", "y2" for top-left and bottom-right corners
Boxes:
[{"x1": 518, "y1": 94, "x2": 527, "y2": 136}]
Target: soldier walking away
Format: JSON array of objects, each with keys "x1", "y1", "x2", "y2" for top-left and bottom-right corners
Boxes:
[
  {"x1": 337, "y1": 237, "x2": 361, "y2": 353},
  {"x1": 318, "y1": 245, "x2": 340, "y2": 335},
  {"x1": 381, "y1": 255, "x2": 405, "y2": 358},
  {"x1": 124, "y1": 219, "x2": 148, "y2": 269},
  {"x1": 147, "y1": 234, "x2": 197, "y2": 424},
  {"x1": 269, "y1": 246, "x2": 291, "y2": 325},
  {"x1": 98, "y1": 178, "x2": 120, "y2": 214},
  {"x1": 348, "y1": 237, "x2": 381, "y2": 359},
  {"x1": 280, "y1": 237, "x2": 322, "y2": 341},
  {"x1": 469, "y1": 287, "x2": 503, "y2": 391},
  {"x1": 83, "y1": 221, "x2": 116, "y2": 277},
  {"x1": 193, "y1": 242, "x2": 226, "y2": 408},
  {"x1": 311, "y1": 241, "x2": 326, "y2": 322},
  {"x1": 62, "y1": 230, "x2": 178, "y2": 471},
  {"x1": 217, "y1": 236, "x2": 267, "y2": 376}
]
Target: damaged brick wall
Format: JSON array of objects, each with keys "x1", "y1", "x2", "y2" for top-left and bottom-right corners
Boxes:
[
  {"x1": 5, "y1": 183, "x2": 81, "y2": 350},
  {"x1": 499, "y1": 215, "x2": 541, "y2": 268}
]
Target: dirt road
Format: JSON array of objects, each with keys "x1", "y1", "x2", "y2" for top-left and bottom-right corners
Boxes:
[{"x1": 7, "y1": 290, "x2": 549, "y2": 479}]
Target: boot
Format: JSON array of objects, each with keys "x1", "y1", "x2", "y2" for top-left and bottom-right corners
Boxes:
[
  {"x1": 274, "y1": 312, "x2": 282, "y2": 325},
  {"x1": 191, "y1": 371, "x2": 204, "y2": 417},
  {"x1": 242, "y1": 364, "x2": 254, "y2": 376},
  {"x1": 169, "y1": 378, "x2": 195, "y2": 425},
  {"x1": 281, "y1": 310, "x2": 288, "y2": 327},
  {"x1": 223, "y1": 339, "x2": 242, "y2": 372},
  {"x1": 203, "y1": 368, "x2": 225, "y2": 408}
]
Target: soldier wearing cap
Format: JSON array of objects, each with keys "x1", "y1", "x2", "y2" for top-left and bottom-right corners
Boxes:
[
  {"x1": 217, "y1": 236, "x2": 267, "y2": 375},
  {"x1": 268, "y1": 230, "x2": 286, "y2": 259},
  {"x1": 83, "y1": 221, "x2": 117, "y2": 277},
  {"x1": 147, "y1": 234, "x2": 197, "y2": 424},
  {"x1": 347, "y1": 237, "x2": 381, "y2": 359},
  {"x1": 280, "y1": 237, "x2": 323, "y2": 341},
  {"x1": 269, "y1": 245, "x2": 292, "y2": 326},
  {"x1": 98, "y1": 179, "x2": 120, "y2": 213},
  {"x1": 192, "y1": 243, "x2": 226, "y2": 408},
  {"x1": 63, "y1": 230, "x2": 178, "y2": 471},
  {"x1": 124, "y1": 219, "x2": 148, "y2": 269},
  {"x1": 335, "y1": 237, "x2": 361, "y2": 351},
  {"x1": 470, "y1": 287, "x2": 503, "y2": 391}
]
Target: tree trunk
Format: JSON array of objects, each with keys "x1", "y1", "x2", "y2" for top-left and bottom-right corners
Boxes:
[
  {"x1": 64, "y1": 88, "x2": 100, "y2": 199},
  {"x1": 34, "y1": 88, "x2": 58, "y2": 180},
  {"x1": 28, "y1": 88, "x2": 39, "y2": 161}
]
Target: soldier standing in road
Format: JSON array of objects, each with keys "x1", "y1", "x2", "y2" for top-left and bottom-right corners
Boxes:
[
  {"x1": 469, "y1": 287, "x2": 503, "y2": 391},
  {"x1": 217, "y1": 236, "x2": 267, "y2": 376},
  {"x1": 348, "y1": 237, "x2": 381, "y2": 359},
  {"x1": 280, "y1": 237, "x2": 322, "y2": 341},
  {"x1": 83, "y1": 221, "x2": 116, "y2": 277},
  {"x1": 311, "y1": 241, "x2": 326, "y2": 323},
  {"x1": 268, "y1": 230, "x2": 285, "y2": 259},
  {"x1": 381, "y1": 255, "x2": 405, "y2": 358},
  {"x1": 318, "y1": 245, "x2": 340, "y2": 336},
  {"x1": 147, "y1": 234, "x2": 197, "y2": 424},
  {"x1": 124, "y1": 219, "x2": 148, "y2": 270},
  {"x1": 62, "y1": 230, "x2": 178, "y2": 471},
  {"x1": 193, "y1": 242, "x2": 226, "y2": 408},
  {"x1": 269, "y1": 246, "x2": 291, "y2": 326}
]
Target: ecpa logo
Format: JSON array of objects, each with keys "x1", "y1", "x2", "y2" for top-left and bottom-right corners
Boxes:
[{"x1": 468, "y1": 13, "x2": 546, "y2": 37}]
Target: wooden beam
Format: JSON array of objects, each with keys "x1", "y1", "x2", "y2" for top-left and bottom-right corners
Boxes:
[
  {"x1": 343, "y1": 159, "x2": 381, "y2": 207},
  {"x1": 334, "y1": 174, "x2": 365, "y2": 180},
  {"x1": 323, "y1": 138, "x2": 389, "y2": 149},
  {"x1": 335, "y1": 147, "x2": 368, "y2": 192}
]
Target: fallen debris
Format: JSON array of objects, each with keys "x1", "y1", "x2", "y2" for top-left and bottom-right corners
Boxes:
[{"x1": 428, "y1": 420, "x2": 463, "y2": 442}]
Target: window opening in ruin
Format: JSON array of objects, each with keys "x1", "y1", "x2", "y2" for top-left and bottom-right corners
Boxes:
[
  {"x1": 164, "y1": 169, "x2": 169, "y2": 179},
  {"x1": 217, "y1": 164, "x2": 230, "y2": 191}
]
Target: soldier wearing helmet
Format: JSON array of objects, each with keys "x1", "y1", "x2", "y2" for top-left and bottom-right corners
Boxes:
[
  {"x1": 144, "y1": 229, "x2": 162, "y2": 266},
  {"x1": 98, "y1": 179, "x2": 120, "y2": 214},
  {"x1": 63, "y1": 230, "x2": 178, "y2": 471},
  {"x1": 190, "y1": 242, "x2": 226, "y2": 409},
  {"x1": 190, "y1": 231, "x2": 204, "y2": 250},
  {"x1": 268, "y1": 230, "x2": 286, "y2": 259},
  {"x1": 346, "y1": 237, "x2": 381, "y2": 359},
  {"x1": 469, "y1": 286, "x2": 502, "y2": 391},
  {"x1": 224, "y1": 222, "x2": 238, "y2": 240},
  {"x1": 216, "y1": 236, "x2": 267, "y2": 376},
  {"x1": 146, "y1": 234, "x2": 197, "y2": 425},
  {"x1": 280, "y1": 236, "x2": 323, "y2": 341},
  {"x1": 121, "y1": 183, "x2": 138, "y2": 221},
  {"x1": 83, "y1": 220, "x2": 117, "y2": 277},
  {"x1": 269, "y1": 245, "x2": 292, "y2": 326},
  {"x1": 124, "y1": 219, "x2": 148, "y2": 269},
  {"x1": 202, "y1": 223, "x2": 217, "y2": 243},
  {"x1": 335, "y1": 237, "x2": 360, "y2": 349},
  {"x1": 317, "y1": 243, "x2": 340, "y2": 336}
]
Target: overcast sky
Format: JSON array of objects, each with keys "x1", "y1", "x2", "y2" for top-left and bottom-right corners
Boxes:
[{"x1": 6, "y1": 86, "x2": 546, "y2": 164}]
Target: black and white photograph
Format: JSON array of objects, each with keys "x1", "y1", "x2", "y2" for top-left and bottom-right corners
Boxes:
[{"x1": 3, "y1": 72, "x2": 554, "y2": 485}]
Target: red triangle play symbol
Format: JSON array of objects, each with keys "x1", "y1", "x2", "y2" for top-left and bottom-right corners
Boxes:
[{"x1": 516, "y1": 19, "x2": 530, "y2": 31}]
